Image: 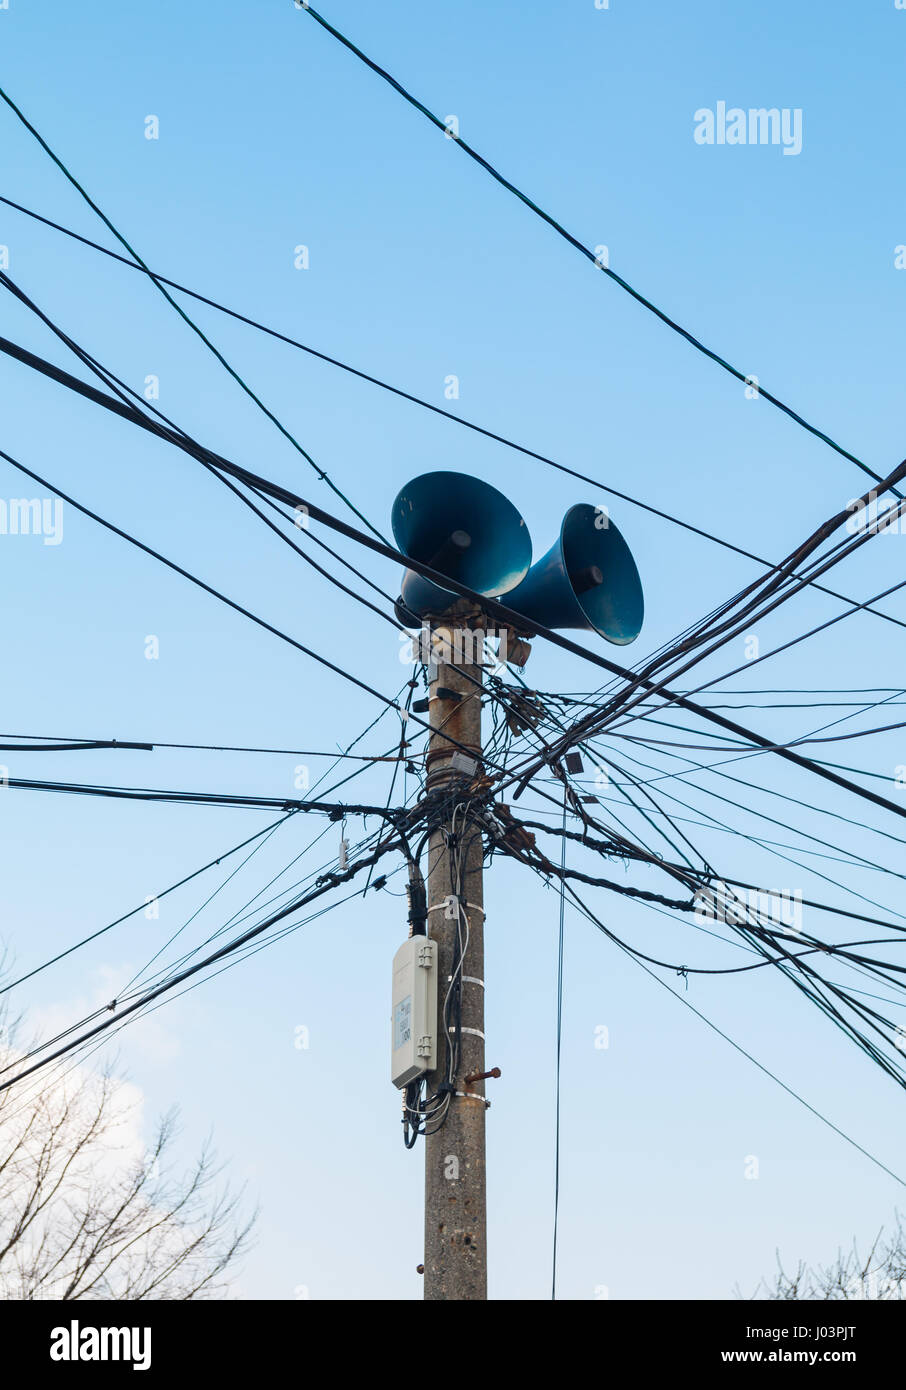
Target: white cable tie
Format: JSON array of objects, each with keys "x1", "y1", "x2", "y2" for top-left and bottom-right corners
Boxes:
[
  {"x1": 454, "y1": 1091, "x2": 490, "y2": 1106},
  {"x1": 448, "y1": 1026, "x2": 485, "y2": 1040},
  {"x1": 426, "y1": 898, "x2": 485, "y2": 917},
  {"x1": 446, "y1": 974, "x2": 485, "y2": 988}
]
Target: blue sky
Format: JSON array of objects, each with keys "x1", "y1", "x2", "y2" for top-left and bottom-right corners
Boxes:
[{"x1": 1, "y1": 0, "x2": 906, "y2": 1299}]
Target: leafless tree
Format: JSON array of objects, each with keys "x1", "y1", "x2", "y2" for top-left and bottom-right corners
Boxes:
[
  {"x1": 742, "y1": 1217, "x2": 906, "y2": 1300},
  {"x1": 0, "y1": 1004, "x2": 256, "y2": 1300}
]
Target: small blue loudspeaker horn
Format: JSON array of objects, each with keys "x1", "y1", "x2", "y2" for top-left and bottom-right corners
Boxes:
[
  {"x1": 503, "y1": 504, "x2": 644, "y2": 644},
  {"x1": 393, "y1": 471, "x2": 531, "y2": 622}
]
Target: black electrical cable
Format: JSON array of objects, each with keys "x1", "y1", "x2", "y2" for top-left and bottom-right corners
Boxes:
[
  {"x1": 0, "y1": 811, "x2": 300, "y2": 998},
  {"x1": 7, "y1": 65, "x2": 906, "y2": 856},
  {"x1": 491, "y1": 470, "x2": 906, "y2": 812},
  {"x1": 2, "y1": 194, "x2": 902, "y2": 634},
  {"x1": 0, "y1": 88, "x2": 390, "y2": 544},
  {"x1": 583, "y1": 498, "x2": 906, "y2": 741},
  {"x1": 521, "y1": 820, "x2": 906, "y2": 936},
  {"x1": 0, "y1": 442, "x2": 485, "y2": 775},
  {"x1": 0, "y1": 775, "x2": 400, "y2": 817},
  {"x1": 0, "y1": 828, "x2": 405, "y2": 1093},
  {"x1": 297, "y1": 4, "x2": 898, "y2": 498},
  {"x1": 0, "y1": 301, "x2": 565, "y2": 819},
  {"x1": 508, "y1": 853, "x2": 906, "y2": 1184},
  {"x1": 0, "y1": 270, "x2": 407, "y2": 645},
  {"x1": 587, "y1": 734, "x2": 906, "y2": 887},
  {"x1": 0, "y1": 733, "x2": 406, "y2": 760},
  {"x1": 610, "y1": 716, "x2": 906, "y2": 753},
  {"x1": 0, "y1": 275, "x2": 899, "y2": 795},
  {"x1": 3, "y1": 341, "x2": 903, "y2": 832},
  {"x1": 3, "y1": 294, "x2": 900, "y2": 867},
  {"x1": 568, "y1": 716, "x2": 906, "y2": 853},
  {"x1": 0, "y1": 739, "x2": 152, "y2": 752},
  {"x1": 537, "y1": 827, "x2": 906, "y2": 1088}
]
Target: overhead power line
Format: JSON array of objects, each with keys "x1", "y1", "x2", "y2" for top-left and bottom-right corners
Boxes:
[
  {"x1": 3, "y1": 360, "x2": 905, "y2": 825},
  {"x1": 0, "y1": 739, "x2": 152, "y2": 752},
  {"x1": 0, "y1": 85, "x2": 389, "y2": 544},
  {"x1": 8, "y1": 33, "x2": 906, "y2": 1298},
  {"x1": 4, "y1": 249, "x2": 904, "y2": 777},
  {"x1": 2, "y1": 193, "x2": 903, "y2": 633},
  {"x1": 3, "y1": 255, "x2": 904, "y2": 772},
  {"x1": 0, "y1": 732, "x2": 406, "y2": 760},
  {"x1": 0, "y1": 810, "x2": 301, "y2": 997},
  {"x1": 0, "y1": 826, "x2": 405, "y2": 1094},
  {"x1": 0, "y1": 774, "x2": 404, "y2": 817},
  {"x1": 562, "y1": 884, "x2": 906, "y2": 1189},
  {"x1": 297, "y1": 3, "x2": 897, "y2": 496}
]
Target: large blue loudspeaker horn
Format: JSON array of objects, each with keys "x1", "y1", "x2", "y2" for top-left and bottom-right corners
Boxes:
[
  {"x1": 393, "y1": 470, "x2": 532, "y2": 623},
  {"x1": 503, "y1": 504, "x2": 644, "y2": 644}
]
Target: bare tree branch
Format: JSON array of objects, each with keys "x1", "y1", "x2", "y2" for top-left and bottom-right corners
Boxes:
[{"x1": 0, "y1": 1003, "x2": 256, "y2": 1299}]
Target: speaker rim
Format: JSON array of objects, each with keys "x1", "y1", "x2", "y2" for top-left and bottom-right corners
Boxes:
[
  {"x1": 391, "y1": 470, "x2": 532, "y2": 599},
  {"x1": 560, "y1": 502, "x2": 644, "y2": 644},
  {"x1": 561, "y1": 505, "x2": 647, "y2": 644}
]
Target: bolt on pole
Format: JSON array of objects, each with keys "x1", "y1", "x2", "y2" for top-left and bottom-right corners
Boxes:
[{"x1": 422, "y1": 604, "x2": 487, "y2": 1301}]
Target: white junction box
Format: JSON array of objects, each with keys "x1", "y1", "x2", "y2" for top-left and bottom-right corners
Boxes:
[{"x1": 391, "y1": 936, "x2": 438, "y2": 1088}]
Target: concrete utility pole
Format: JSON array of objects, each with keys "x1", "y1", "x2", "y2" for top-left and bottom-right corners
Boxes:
[{"x1": 422, "y1": 603, "x2": 487, "y2": 1301}]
